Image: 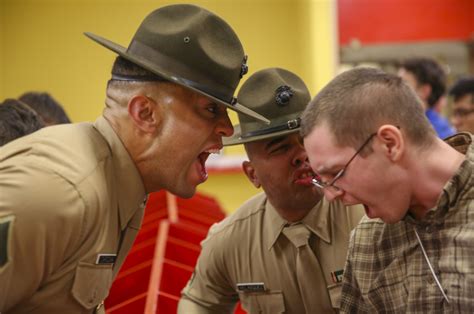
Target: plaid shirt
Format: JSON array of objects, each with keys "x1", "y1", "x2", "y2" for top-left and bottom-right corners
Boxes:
[{"x1": 340, "y1": 133, "x2": 474, "y2": 313}]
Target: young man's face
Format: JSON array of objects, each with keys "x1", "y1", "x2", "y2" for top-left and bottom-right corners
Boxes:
[
  {"x1": 244, "y1": 133, "x2": 321, "y2": 213},
  {"x1": 303, "y1": 123, "x2": 411, "y2": 223},
  {"x1": 145, "y1": 84, "x2": 233, "y2": 198},
  {"x1": 451, "y1": 94, "x2": 474, "y2": 133}
]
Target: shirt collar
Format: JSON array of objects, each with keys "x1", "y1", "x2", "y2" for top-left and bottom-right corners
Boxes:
[
  {"x1": 438, "y1": 133, "x2": 473, "y2": 212},
  {"x1": 405, "y1": 133, "x2": 473, "y2": 225},
  {"x1": 265, "y1": 197, "x2": 331, "y2": 250},
  {"x1": 94, "y1": 116, "x2": 146, "y2": 230}
]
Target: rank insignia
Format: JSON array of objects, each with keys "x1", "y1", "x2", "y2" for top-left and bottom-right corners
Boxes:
[{"x1": 0, "y1": 215, "x2": 14, "y2": 270}]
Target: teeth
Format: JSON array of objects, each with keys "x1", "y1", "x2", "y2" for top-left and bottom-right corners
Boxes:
[
  {"x1": 205, "y1": 148, "x2": 221, "y2": 154},
  {"x1": 299, "y1": 171, "x2": 315, "y2": 179}
]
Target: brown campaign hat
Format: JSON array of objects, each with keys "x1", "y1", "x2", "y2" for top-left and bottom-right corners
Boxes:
[
  {"x1": 85, "y1": 4, "x2": 269, "y2": 124},
  {"x1": 224, "y1": 67, "x2": 310, "y2": 146}
]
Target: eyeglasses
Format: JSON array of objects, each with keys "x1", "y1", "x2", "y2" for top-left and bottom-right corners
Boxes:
[{"x1": 311, "y1": 132, "x2": 377, "y2": 191}]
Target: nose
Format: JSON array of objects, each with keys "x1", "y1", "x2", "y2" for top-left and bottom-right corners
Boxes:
[
  {"x1": 292, "y1": 142, "x2": 308, "y2": 167},
  {"x1": 323, "y1": 186, "x2": 344, "y2": 202},
  {"x1": 292, "y1": 152, "x2": 307, "y2": 167},
  {"x1": 217, "y1": 111, "x2": 234, "y2": 137}
]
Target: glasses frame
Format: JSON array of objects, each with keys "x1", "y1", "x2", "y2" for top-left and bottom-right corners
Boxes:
[{"x1": 311, "y1": 132, "x2": 377, "y2": 191}]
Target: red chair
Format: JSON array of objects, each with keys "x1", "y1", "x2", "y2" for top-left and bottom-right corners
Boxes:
[{"x1": 105, "y1": 191, "x2": 246, "y2": 314}]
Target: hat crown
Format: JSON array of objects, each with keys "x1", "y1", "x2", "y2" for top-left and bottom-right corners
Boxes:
[
  {"x1": 237, "y1": 68, "x2": 310, "y2": 135},
  {"x1": 86, "y1": 4, "x2": 273, "y2": 123},
  {"x1": 127, "y1": 4, "x2": 245, "y2": 102},
  {"x1": 126, "y1": 4, "x2": 245, "y2": 102}
]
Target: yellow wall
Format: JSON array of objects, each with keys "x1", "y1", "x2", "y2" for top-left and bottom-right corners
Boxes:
[{"x1": 0, "y1": 0, "x2": 337, "y2": 213}]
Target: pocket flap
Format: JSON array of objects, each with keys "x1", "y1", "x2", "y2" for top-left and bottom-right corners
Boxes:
[
  {"x1": 239, "y1": 291, "x2": 285, "y2": 313},
  {"x1": 71, "y1": 262, "x2": 113, "y2": 309},
  {"x1": 327, "y1": 283, "x2": 342, "y2": 309}
]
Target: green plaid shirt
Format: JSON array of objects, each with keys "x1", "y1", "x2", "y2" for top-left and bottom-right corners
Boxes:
[{"x1": 340, "y1": 133, "x2": 474, "y2": 313}]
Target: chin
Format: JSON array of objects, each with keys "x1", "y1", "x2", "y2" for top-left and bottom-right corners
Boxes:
[{"x1": 171, "y1": 186, "x2": 196, "y2": 199}]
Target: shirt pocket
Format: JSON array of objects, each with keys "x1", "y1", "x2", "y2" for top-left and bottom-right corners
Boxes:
[
  {"x1": 327, "y1": 283, "x2": 342, "y2": 309},
  {"x1": 239, "y1": 291, "x2": 285, "y2": 314},
  {"x1": 71, "y1": 261, "x2": 113, "y2": 310},
  {"x1": 367, "y1": 259, "x2": 408, "y2": 312}
]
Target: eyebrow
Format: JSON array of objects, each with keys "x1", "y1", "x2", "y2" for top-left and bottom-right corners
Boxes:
[{"x1": 265, "y1": 136, "x2": 286, "y2": 150}]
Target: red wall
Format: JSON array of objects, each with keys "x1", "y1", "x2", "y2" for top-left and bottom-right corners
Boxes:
[{"x1": 338, "y1": 0, "x2": 474, "y2": 45}]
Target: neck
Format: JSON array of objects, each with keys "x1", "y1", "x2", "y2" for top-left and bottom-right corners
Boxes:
[
  {"x1": 271, "y1": 200, "x2": 319, "y2": 222},
  {"x1": 408, "y1": 139, "x2": 465, "y2": 219},
  {"x1": 104, "y1": 110, "x2": 153, "y2": 191}
]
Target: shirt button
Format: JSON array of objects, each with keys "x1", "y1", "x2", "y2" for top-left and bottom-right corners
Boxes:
[
  {"x1": 424, "y1": 225, "x2": 433, "y2": 233},
  {"x1": 425, "y1": 274, "x2": 434, "y2": 285}
]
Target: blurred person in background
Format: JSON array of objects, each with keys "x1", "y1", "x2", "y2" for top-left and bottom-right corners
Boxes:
[
  {"x1": 0, "y1": 98, "x2": 44, "y2": 146},
  {"x1": 179, "y1": 68, "x2": 364, "y2": 313},
  {"x1": 398, "y1": 57, "x2": 456, "y2": 139},
  {"x1": 449, "y1": 76, "x2": 474, "y2": 133},
  {"x1": 19, "y1": 91, "x2": 71, "y2": 125}
]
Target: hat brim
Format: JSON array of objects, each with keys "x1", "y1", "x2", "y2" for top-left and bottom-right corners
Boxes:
[
  {"x1": 85, "y1": 32, "x2": 270, "y2": 124},
  {"x1": 223, "y1": 124, "x2": 300, "y2": 146}
]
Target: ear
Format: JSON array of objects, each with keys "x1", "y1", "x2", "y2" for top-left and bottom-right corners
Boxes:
[
  {"x1": 128, "y1": 95, "x2": 160, "y2": 133},
  {"x1": 242, "y1": 160, "x2": 261, "y2": 188},
  {"x1": 376, "y1": 125, "x2": 404, "y2": 162}
]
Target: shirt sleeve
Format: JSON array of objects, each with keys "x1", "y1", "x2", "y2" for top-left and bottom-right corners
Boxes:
[
  {"x1": 178, "y1": 230, "x2": 238, "y2": 314},
  {"x1": 0, "y1": 161, "x2": 84, "y2": 311},
  {"x1": 339, "y1": 228, "x2": 366, "y2": 313}
]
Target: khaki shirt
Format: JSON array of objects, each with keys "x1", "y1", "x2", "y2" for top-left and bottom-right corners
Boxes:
[
  {"x1": 341, "y1": 133, "x2": 474, "y2": 313},
  {"x1": 179, "y1": 193, "x2": 365, "y2": 313},
  {"x1": 0, "y1": 117, "x2": 146, "y2": 313}
]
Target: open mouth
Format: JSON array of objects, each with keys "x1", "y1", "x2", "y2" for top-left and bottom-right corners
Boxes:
[
  {"x1": 294, "y1": 169, "x2": 317, "y2": 186},
  {"x1": 195, "y1": 147, "x2": 221, "y2": 182},
  {"x1": 363, "y1": 204, "x2": 374, "y2": 218}
]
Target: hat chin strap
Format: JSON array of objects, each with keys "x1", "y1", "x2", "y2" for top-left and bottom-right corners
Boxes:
[{"x1": 241, "y1": 117, "x2": 300, "y2": 139}]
